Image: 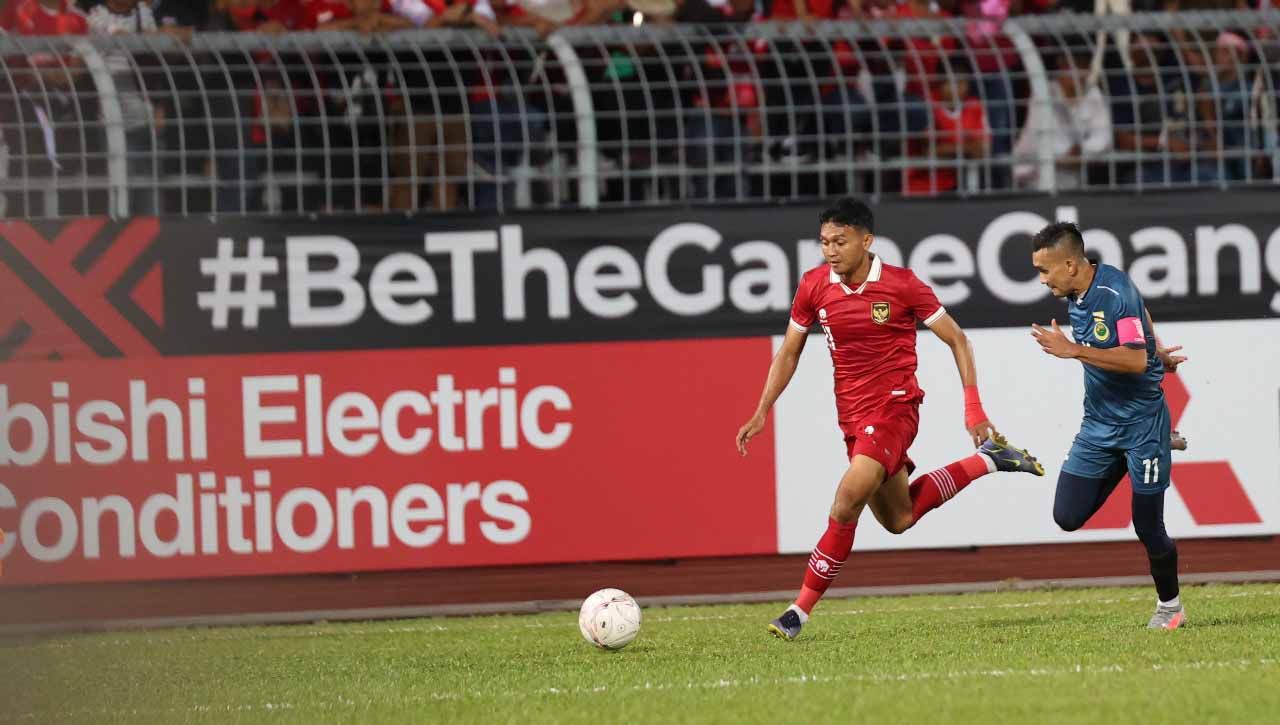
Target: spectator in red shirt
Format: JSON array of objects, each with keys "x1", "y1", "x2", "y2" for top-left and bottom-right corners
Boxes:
[
  {"x1": 0, "y1": 0, "x2": 87, "y2": 81},
  {"x1": 261, "y1": 0, "x2": 307, "y2": 29},
  {"x1": 293, "y1": 0, "x2": 354, "y2": 29},
  {"x1": 205, "y1": 0, "x2": 306, "y2": 31},
  {"x1": 958, "y1": 0, "x2": 1020, "y2": 188},
  {"x1": 0, "y1": 1, "x2": 92, "y2": 210},
  {"x1": 767, "y1": 0, "x2": 841, "y2": 19},
  {"x1": 311, "y1": 0, "x2": 416, "y2": 31},
  {"x1": 207, "y1": 0, "x2": 275, "y2": 31},
  {"x1": 905, "y1": 53, "x2": 990, "y2": 195},
  {"x1": 0, "y1": 0, "x2": 88, "y2": 35},
  {"x1": 888, "y1": 0, "x2": 957, "y2": 98}
]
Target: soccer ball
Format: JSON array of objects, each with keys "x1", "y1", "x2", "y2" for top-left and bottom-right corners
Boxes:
[{"x1": 578, "y1": 588, "x2": 642, "y2": 650}]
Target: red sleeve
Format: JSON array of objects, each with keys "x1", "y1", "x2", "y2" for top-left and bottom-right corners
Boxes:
[
  {"x1": 0, "y1": 1, "x2": 17, "y2": 32},
  {"x1": 905, "y1": 271, "x2": 946, "y2": 326},
  {"x1": 63, "y1": 9, "x2": 88, "y2": 35},
  {"x1": 963, "y1": 99, "x2": 990, "y2": 141},
  {"x1": 789, "y1": 272, "x2": 819, "y2": 331},
  {"x1": 266, "y1": 0, "x2": 306, "y2": 29},
  {"x1": 296, "y1": 1, "x2": 355, "y2": 30}
]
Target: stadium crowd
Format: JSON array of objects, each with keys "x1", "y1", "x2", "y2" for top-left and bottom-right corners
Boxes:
[{"x1": 0, "y1": 0, "x2": 1274, "y2": 213}]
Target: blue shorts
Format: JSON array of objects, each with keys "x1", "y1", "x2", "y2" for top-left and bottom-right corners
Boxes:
[{"x1": 1063, "y1": 402, "x2": 1172, "y2": 495}]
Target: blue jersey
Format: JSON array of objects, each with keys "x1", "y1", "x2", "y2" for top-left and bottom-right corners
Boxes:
[{"x1": 1066, "y1": 264, "x2": 1165, "y2": 427}]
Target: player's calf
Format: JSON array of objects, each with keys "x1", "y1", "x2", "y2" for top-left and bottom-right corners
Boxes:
[{"x1": 902, "y1": 434, "x2": 1042, "y2": 530}]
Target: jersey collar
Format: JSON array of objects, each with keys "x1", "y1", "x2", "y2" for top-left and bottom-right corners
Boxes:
[
  {"x1": 1072, "y1": 263, "x2": 1100, "y2": 306},
  {"x1": 829, "y1": 254, "x2": 882, "y2": 295}
]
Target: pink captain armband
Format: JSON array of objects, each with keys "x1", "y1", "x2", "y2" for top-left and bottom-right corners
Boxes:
[{"x1": 1117, "y1": 317, "x2": 1146, "y2": 347}]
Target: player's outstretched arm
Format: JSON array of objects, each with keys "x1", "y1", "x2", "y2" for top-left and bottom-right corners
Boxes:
[
  {"x1": 927, "y1": 312, "x2": 996, "y2": 446},
  {"x1": 1031, "y1": 319, "x2": 1146, "y2": 374},
  {"x1": 1145, "y1": 309, "x2": 1188, "y2": 372},
  {"x1": 736, "y1": 324, "x2": 808, "y2": 456}
]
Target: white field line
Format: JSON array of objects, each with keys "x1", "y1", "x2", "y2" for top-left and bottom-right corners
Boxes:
[
  {"x1": 12, "y1": 657, "x2": 1279, "y2": 720},
  {"x1": 9, "y1": 587, "x2": 1276, "y2": 649}
]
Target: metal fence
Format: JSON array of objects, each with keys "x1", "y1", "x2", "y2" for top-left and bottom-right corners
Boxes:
[{"x1": 0, "y1": 10, "x2": 1276, "y2": 219}]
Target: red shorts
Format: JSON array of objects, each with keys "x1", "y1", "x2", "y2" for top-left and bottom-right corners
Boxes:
[{"x1": 841, "y1": 402, "x2": 920, "y2": 476}]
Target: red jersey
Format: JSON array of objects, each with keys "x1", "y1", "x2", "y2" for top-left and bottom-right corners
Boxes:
[
  {"x1": 768, "y1": 0, "x2": 836, "y2": 19},
  {"x1": 262, "y1": 0, "x2": 307, "y2": 29},
  {"x1": 789, "y1": 255, "x2": 945, "y2": 427},
  {"x1": 905, "y1": 96, "x2": 989, "y2": 195},
  {"x1": 0, "y1": 0, "x2": 87, "y2": 35},
  {"x1": 889, "y1": 2, "x2": 957, "y2": 98},
  {"x1": 295, "y1": 0, "x2": 354, "y2": 29}
]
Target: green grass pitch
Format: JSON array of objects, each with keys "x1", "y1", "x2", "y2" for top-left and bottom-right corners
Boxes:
[{"x1": 4, "y1": 583, "x2": 1278, "y2": 723}]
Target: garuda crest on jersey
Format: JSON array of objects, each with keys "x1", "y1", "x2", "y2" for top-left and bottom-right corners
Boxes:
[{"x1": 871, "y1": 302, "x2": 890, "y2": 325}]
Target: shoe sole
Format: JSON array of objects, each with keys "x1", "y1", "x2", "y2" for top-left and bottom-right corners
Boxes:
[
  {"x1": 767, "y1": 623, "x2": 796, "y2": 641},
  {"x1": 986, "y1": 434, "x2": 1046, "y2": 476}
]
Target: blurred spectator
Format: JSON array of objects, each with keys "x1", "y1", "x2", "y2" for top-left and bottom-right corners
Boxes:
[
  {"x1": 205, "y1": 0, "x2": 305, "y2": 31},
  {"x1": 1206, "y1": 30, "x2": 1253, "y2": 180},
  {"x1": 87, "y1": 0, "x2": 179, "y2": 214},
  {"x1": 565, "y1": 0, "x2": 629, "y2": 25},
  {"x1": 757, "y1": 0, "x2": 844, "y2": 163},
  {"x1": 294, "y1": 0, "x2": 356, "y2": 29},
  {"x1": 388, "y1": 112, "x2": 467, "y2": 210},
  {"x1": 469, "y1": 37, "x2": 550, "y2": 208},
  {"x1": 767, "y1": 0, "x2": 850, "y2": 20},
  {"x1": 959, "y1": 0, "x2": 1020, "y2": 188},
  {"x1": 0, "y1": 0, "x2": 93, "y2": 215},
  {"x1": 511, "y1": 0, "x2": 581, "y2": 34},
  {"x1": 308, "y1": 0, "x2": 415, "y2": 31},
  {"x1": 2, "y1": 0, "x2": 89, "y2": 34},
  {"x1": 383, "y1": 0, "x2": 441, "y2": 25},
  {"x1": 883, "y1": 0, "x2": 953, "y2": 185},
  {"x1": 0, "y1": 0, "x2": 88, "y2": 91},
  {"x1": 684, "y1": 23, "x2": 759, "y2": 200},
  {"x1": 252, "y1": 70, "x2": 325, "y2": 209},
  {"x1": 1110, "y1": 33, "x2": 1211, "y2": 185},
  {"x1": 1012, "y1": 48, "x2": 1112, "y2": 189},
  {"x1": 150, "y1": 0, "x2": 209, "y2": 33},
  {"x1": 904, "y1": 53, "x2": 989, "y2": 195},
  {"x1": 1109, "y1": 34, "x2": 1168, "y2": 185},
  {"x1": 197, "y1": 3, "x2": 285, "y2": 211},
  {"x1": 144, "y1": 1, "x2": 208, "y2": 200},
  {"x1": 256, "y1": 0, "x2": 305, "y2": 30},
  {"x1": 207, "y1": 0, "x2": 280, "y2": 30},
  {"x1": 888, "y1": 0, "x2": 956, "y2": 100}
]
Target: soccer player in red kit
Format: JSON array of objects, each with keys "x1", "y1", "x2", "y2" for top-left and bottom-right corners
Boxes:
[{"x1": 735, "y1": 198, "x2": 1044, "y2": 640}]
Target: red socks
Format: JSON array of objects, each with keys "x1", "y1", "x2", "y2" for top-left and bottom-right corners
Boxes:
[
  {"x1": 795, "y1": 517, "x2": 857, "y2": 614},
  {"x1": 908, "y1": 453, "x2": 993, "y2": 523},
  {"x1": 794, "y1": 453, "x2": 994, "y2": 616}
]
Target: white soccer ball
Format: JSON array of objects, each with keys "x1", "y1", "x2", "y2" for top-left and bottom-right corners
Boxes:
[{"x1": 578, "y1": 588, "x2": 642, "y2": 650}]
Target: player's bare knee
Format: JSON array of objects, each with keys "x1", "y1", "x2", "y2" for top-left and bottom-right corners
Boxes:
[
  {"x1": 829, "y1": 497, "x2": 863, "y2": 525},
  {"x1": 884, "y1": 514, "x2": 914, "y2": 535}
]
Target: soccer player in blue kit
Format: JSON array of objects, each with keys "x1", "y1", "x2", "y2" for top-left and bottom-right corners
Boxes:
[{"x1": 1030, "y1": 222, "x2": 1189, "y2": 630}]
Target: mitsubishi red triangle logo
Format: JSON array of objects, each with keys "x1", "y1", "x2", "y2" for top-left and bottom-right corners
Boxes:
[
  {"x1": 129, "y1": 262, "x2": 165, "y2": 329},
  {"x1": 1083, "y1": 374, "x2": 1262, "y2": 529}
]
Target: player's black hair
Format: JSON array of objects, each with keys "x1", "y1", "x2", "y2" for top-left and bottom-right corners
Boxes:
[
  {"x1": 819, "y1": 197, "x2": 874, "y2": 234},
  {"x1": 1032, "y1": 221, "x2": 1087, "y2": 259}
]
